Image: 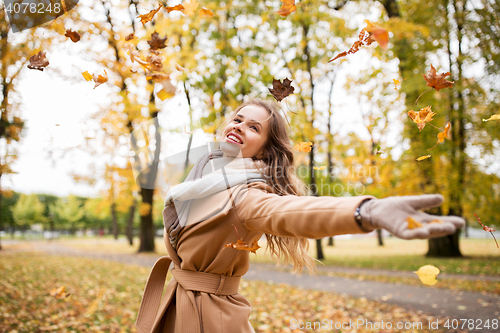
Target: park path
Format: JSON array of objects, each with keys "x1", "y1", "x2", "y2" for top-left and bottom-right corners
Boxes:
[{"x1": 3, "y1": 240, "x2": 500, "y2": 332}]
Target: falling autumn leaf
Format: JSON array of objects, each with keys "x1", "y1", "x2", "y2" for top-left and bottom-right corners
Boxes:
[
  {"x1": 406, "y1": 216, "x2": 422, "y2": 229},
  {"x1": 50, "y1": 286, "x2": 71, "y2": 299},
  {"x1": 482, "y1": 114, "x2": 500, "y2": 122},
  {"x1": 157, "y1": 79, "x2": 176, "y2": 101},
  {"x1": 92, "y1": 70, "x2": 108, "y2": 89},
  {"x1": 364, "y1": 20, "x2": 389, "y2": 49},
  {"x1": 28, "y1": 51, "x2": 49, "y2": 71},
  {"x1": 414, "y1": 265, "x2": 440, "y2": 286},
  {"x1": 182, "y1": 0, "x2": 199, "y2": 16},
  {"x1": 276, "y1": 0, "x2": 296, "y2": 17},
  {"x1": 200, "y1": 7, "x2": 214, "y2": 17},
  {"x1": 474, "y1": 214, "x2": 499, "y2": 248},
  {"x1": 125, "y1": 33, "x2": 137, "y2": 41},
  {"x1": 416, "y1": 155, "x2": 431, "y2": 161},
  {"x1": 428, "y1": 122, "x2": 452, "y2": 151},
  {"x1": 147, "y1": 31, "x2": 167, "y2": 51},
  {"x1": 393, "y1": 79, "x2": 400, "y2": 90},
  {"x1": 313, "y1": 166, "x2": 326, "y2": 170},
  {"x1": 294, "y1": 142, "x2": 313, "y2": 153},
  {"x1": 85, "y1": 288, "x2": 106, "y2": 316},
  {"x1": 224, "y1": 225, "x2": 260, "y2": 254},
  {"x1": 329, "y1": 21, "x2": 383, "y2": 62},
  {"x1": 269, "y1": 78, "x2": 295, "y2": 102},
  {"x1": 65, "y1": 29, "x2": 81, "y2": 43},
  {"x1": 408, "y1": 106, "x2": 436, "y2": 131},
  {"x1": 166, "y1": 4, "x2": 184, "y2": 13},
  {"x1": 81, "y1": 71, "x2": 93, "y2": 81},
  {"x1": 137, "y1": 4, "x2": 163, "y2": 25},
  {"x1": 422, "y1": 64, "x2": 454, "y2": 92}
]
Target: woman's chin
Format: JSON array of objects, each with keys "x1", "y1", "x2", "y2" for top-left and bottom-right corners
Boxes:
[{"x1": 220, "y1": 141, "x2": 242, "y2": 157}]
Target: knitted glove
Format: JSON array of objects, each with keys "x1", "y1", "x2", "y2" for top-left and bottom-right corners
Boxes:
[{"x1": 359, "y1": 194, "x2": 465, "y2": 240}]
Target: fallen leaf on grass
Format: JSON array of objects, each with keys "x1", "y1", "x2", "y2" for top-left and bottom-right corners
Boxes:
[
  {"x1": 269, "y1": 78, "x2": 294, "y2": 102},
  {"x1": 414, "y1": 265, "x2": 440, "y2": 285},
  {"x1": 85, "y1": 288, "x2": 106, "y2": 316},
  {"x1": 50, "y1": 286, "x2": 71, "y2": 299}
]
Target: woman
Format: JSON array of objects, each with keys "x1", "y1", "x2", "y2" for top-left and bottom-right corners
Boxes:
[{"x1": 136, "y1": 99, "x2": 464, "y2": 333}]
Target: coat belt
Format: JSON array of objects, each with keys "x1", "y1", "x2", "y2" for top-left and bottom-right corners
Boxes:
[{"x1": 135, "y1": 256, "x2": 240, "y2": 333}]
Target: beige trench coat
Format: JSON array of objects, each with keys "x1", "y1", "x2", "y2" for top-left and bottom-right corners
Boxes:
[{"x1": 136, "y1": 181, "x2": 375, "y2": 333}]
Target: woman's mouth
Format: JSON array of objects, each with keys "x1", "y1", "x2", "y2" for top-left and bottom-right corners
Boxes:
[{"x1": 226, "y1": 133, "x2": 243, "y2": 145}]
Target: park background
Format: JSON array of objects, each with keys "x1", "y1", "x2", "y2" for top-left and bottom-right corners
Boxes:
[{"x1": 1, "y1": 0, "x2": 500, "y2": 332}]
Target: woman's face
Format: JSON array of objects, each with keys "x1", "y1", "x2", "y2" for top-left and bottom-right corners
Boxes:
[{"x1": 220, "y1": 105, "x2": 270, "y2": 159}]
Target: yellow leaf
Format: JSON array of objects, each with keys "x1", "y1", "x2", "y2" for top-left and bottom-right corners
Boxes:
[
  {"x1": 139, "y1": 202, "x2": 152, "y2": 216},
  {"x1": 156, "y1": 79, "x2": 176, "y2": 101},
  {"x1": 313, "y1": 166, "x2": 326, "y2": 170},
  {"x1": 406, "y1": 216, "x2": 422, "y2": 229},
  {"x1": 50, "y1": 286, "x2": 71, "y2": 299},
  {"x1": 92, "y1": 70, "x2": 108, "y2": 89},
  {"x1": 408, "y1": 106, "x2": 436, "y2": 131},
  {"x1": 393, "y1": 79, "x2": 400, "y2": 90},
  {"x1": 294, "y1": 142, "x2": 313, "y2": 153},
  {"x1": 416, "y1": 155, "x2": 431, "y2": 161},
  {"x1": 414, "y1": 265, "x2": 440, "y2": 285},
  {"x1": 182, "y1": 0, "x2": 198, "y2": 16},
  {"x1": 82, "y1": 71, "x2": 93, "y2": 81},
  {"x1": 85, "y1": 288, "x2": 106, "y2": 316},
  {"x1": 482, "y1": 114, "x2": 500, "y2": 122}
]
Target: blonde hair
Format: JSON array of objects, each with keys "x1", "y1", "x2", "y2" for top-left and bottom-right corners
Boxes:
[{"x1": 221, "y1": 98, "x2": 317, "y2": 274}]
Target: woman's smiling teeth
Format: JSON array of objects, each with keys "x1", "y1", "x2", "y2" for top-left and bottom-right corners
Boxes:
[{"x1": 227, "y1": 134, "x2": 242, "y2": 144}]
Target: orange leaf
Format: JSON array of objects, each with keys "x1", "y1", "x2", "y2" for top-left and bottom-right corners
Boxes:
[
  {"x1": 64, "y1": 29, "x2": 81, "y2": 43},
  {"x1": 201, "y1": 7, "x2": 214, "y2": 17},
  {"x1": 137, "y1": 4, "x2": 162, "y2": 25},
  {"x1": 437, "y1": 122, "x2": 452, "y2": 143},
  {"x1": 28, "y1": 51, "x2": 49, "y2": 71},
  {"x1": 166, "y1": 4, "x2": 184, "y2": 13},
  {"x1": 422, "y1": 64, "x2": 454, "y2": 92},
  {"x1": 393, "y1": 79, "x2": 400, "y2": 90},
  {"x1": 269, "y1": 78, "x2": 294, "y2": 102},
  {"x1": 329, "y1": 22, "x2": 375, "y2": 62},
  {"x1": 224, "y1": 239, "x2": 261, "y2": 254},
  {"x1": 407, "y1": 106, "x2": 436, "y2": 131},
  {"x1": 406, "y1": 216, "x2": 422, "y2": 229},
  {"x1": 364, "y1": 20, "x2": 389, "y2": 49},
  {"x1": 92, "y1": 70, "x2": 108, "y2": 89},
  {"x1": 50, "y1": 286, "x2": 71, "y2": 299},
  {"x1": 294, "y1": 142, "x2": 313, "y2": 153},
  {"x1": 276, "y1": 0, "x2": 296, "y2": 17}
]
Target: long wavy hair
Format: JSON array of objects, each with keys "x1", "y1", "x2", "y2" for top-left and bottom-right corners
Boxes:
[{"x1": 218, "y1": 98, "x2": 317, "y2": 274}]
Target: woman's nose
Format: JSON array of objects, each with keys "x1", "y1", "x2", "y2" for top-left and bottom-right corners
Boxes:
[{"x1": 232, "y1": 123, "x2": 243, "y2": 132}]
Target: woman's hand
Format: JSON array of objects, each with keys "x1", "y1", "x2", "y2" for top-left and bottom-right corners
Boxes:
[{"x1": 359, "y1": 194, "x2": 465, "y2": 240}]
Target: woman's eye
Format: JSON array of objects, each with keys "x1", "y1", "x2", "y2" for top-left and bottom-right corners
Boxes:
[
  {"x1": 233, "y1": 119, "x2": 241, "y2": 123},
  {"x1": 251, "y1": 126, "x2": 258, "y2": 131}
]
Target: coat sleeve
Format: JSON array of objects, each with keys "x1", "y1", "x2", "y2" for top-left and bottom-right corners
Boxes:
[{"x1": 233, "y1": 183, "x2": 376, "y2": 238}]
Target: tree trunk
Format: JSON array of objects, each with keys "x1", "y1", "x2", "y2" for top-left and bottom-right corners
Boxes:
[
  {"x1": 426, "y1": 230, "x2": 462, "y2": 257},
  {"x1": 126, "y1": 200, "x2": 136, "y2": 246},
  {"x1": 377, "y1": 229, "x2": 384, "y2": 246},
  {"x1": 315, "y1": 239, "x2": 324, "y2": 260},
  {"x1": 327, "y1": 237, "x2": 334, "y2": 246},
  {"x1": 111, "y1": 202, "x2": 118, "y2": 240},
  {"x1": 138, "y1": 188, "x2": 155, "y2": 252}
]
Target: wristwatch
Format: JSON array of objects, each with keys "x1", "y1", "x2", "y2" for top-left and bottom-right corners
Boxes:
[{"x1": 354, "y1": 199, "x2": 375, "y2": 232}]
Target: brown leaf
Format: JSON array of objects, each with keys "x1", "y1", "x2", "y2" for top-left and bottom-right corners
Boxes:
[
  {"x1": 64, "y1": 29, "x2": 81, "y2": 43},
  {"x1": 422, "y1": 65, "x2": 454, "y2": 92},
  {"x1": 165, "y1": 4, "x2": 184, "y2": 13},
  {"x1": 407, "y1": 106, "x2": 436, "y2": 131},
  {"x1": 28, "y1": 51, "x2": 49, "y2": 71},
  {"x1": 125, "y1": 33, "x2": 137, "y2": 41},
  {"x1": 269, "y1": 78, "x2": 294, "y2": 102},
  {"x1": 276, "y1": 0, "x2": 296, "y2": 17},
  {"x1": 146, "y1": 52, "x2": 163, "y2": 71},
  {"x1": 137, "y1": 4, "x2": 162, "y2": 25},
  {"x1": 147, "y1": 31, "x2": 167, "y2": 51}
]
